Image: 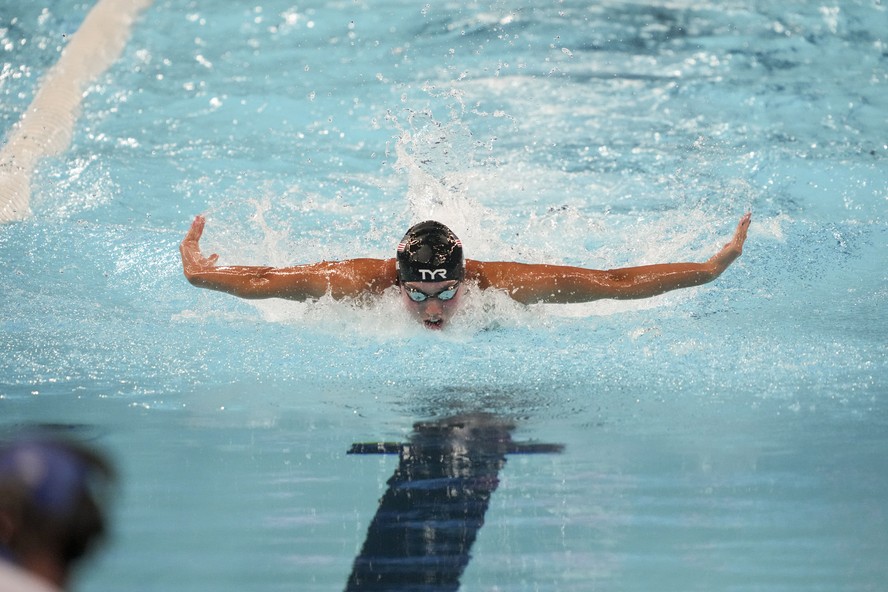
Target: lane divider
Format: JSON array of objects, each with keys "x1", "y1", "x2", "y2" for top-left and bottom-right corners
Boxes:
[{"x1": 0, "y1": 0, "x2": 154, "y2": 222}]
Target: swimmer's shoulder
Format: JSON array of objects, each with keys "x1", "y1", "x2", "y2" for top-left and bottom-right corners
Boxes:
[
  {"x1": 466, "y1": 259, "x2": 535, "y2": 290},
  {"x1": 347, "y1": 257, "x2": 398, "y2": 293}
]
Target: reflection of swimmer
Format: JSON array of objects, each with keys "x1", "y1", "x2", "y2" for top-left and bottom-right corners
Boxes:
[
  {"x1": 0, "y1": 437, "x2": 115, "y2": 592},
  {"x1": 346, "y1": 414, "x2": 562, "y2": 591},
  {"x1": 180, "y1": 213, "x2": 750, "y2": 330}
]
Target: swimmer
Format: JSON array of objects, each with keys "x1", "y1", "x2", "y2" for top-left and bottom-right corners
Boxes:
[{"x1": 180, "y1": 212, "x2": 751, "y2": 330}]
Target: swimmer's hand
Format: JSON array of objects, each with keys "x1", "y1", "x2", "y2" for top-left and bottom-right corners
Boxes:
[
  {"x1": 180, "y1": 215, "x2": 220, "y2": 278},
  {"x1": 707, "y1": 212, "x2": 751, "y2": 273}
]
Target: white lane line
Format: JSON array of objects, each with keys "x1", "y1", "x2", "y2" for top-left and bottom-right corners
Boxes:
[{"x1": 0, "y1": 0, "x2": 154, "y2": 222}]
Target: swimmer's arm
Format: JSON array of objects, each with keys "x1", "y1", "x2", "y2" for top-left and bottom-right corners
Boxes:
[
  {"x1": 180, "y1": 216, "x2": 397, "y2": 300},
  {"x1": 184, "y1": 260, "x2": 397, "y2": 300},
  {"x1": 471, "y1": 213, "x2": 751, "y2": 304}
]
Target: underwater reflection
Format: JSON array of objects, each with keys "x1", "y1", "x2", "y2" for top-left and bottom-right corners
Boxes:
[{"x1": 345, "y1": 413, "x2": 563, "y2": 591}]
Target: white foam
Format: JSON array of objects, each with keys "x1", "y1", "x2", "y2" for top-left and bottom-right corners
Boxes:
[{"x1": 0, "y1": 0, "x2": 153, "y2": 222}]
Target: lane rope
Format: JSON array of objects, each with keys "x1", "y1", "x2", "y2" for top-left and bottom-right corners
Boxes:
[{"x1": 0, "y1": 0, "x2": 154, "y2": 222}]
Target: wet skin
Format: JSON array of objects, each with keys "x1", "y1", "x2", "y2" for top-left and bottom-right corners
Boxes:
[
  {"x1": 399, "y1": 280, "x2": 464, "y2": 330},
  {"x1": 180, "y1": 214, "x2": 752, "y2": 329}
]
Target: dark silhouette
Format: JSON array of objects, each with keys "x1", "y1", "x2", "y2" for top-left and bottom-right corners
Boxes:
[
  {"x1": 345, "y1": 414, "x2": 562, "y2": 591},
  {"x1": 0, "y1": 434, "x2": 115, "y2": 591}
]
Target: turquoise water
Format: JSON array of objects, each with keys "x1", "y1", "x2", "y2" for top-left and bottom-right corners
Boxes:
[{"x1": 2, "y1": 1, "x2": 886, "y2": 590}]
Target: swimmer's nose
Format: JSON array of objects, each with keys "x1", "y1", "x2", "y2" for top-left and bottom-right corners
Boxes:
[{"x1": 423, "y1": 298, "x2": 444, "y2": 315}]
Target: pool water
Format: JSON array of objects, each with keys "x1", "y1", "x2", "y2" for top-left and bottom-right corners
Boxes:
[{"x1": 2, "y1": 1, "x2": 886, "y2": 590}]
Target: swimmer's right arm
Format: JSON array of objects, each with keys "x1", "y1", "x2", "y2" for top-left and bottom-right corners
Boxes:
[
  {"x1": 180, "y1": 216, "x2": 397, "y2": 300},
  {"x1": 470, "y1": 213, "x2": 751, "y2": 304}
]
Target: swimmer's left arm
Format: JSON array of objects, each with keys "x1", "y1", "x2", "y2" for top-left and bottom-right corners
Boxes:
[
  {"x1": 180, "y1": 216, "x2": 397, "y2": 300},
  {"x1": 183, "y1": 260, "x2": 390, "y2": 300},
  {"x1": 472, "y1": 213, "x2": 751, "y2": 304}
]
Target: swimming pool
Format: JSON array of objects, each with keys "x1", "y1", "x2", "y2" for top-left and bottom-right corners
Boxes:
[{"x1": 2, "y1": 0, "x2": 886, "y2": 590}]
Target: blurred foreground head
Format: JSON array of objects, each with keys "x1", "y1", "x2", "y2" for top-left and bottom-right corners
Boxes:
[{"x1": 0, "y1": 436, "x2": 116, "y2": 589}]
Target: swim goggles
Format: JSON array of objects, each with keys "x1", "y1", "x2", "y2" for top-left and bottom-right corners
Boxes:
[{"x1": 403, "y1": 284, "x2": 460, "y2": 302}]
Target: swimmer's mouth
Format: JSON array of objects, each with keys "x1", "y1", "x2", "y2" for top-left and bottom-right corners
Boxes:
[{"x1": 423, "y1": 319, "x2": 443, "y2": 330}]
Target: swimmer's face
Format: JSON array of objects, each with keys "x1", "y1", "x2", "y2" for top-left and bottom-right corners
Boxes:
[{"x1": 400, "y1": 280, "x2": 464, "y2": 330}]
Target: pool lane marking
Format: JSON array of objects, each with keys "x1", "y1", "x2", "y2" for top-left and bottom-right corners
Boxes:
[{"x1": 0, "y1": 0, "x2": 154, "y2": 223}]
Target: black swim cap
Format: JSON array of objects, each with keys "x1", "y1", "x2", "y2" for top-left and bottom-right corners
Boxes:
[{"x1": 396, "y1": 221, "x2": 464, "y2": 283}]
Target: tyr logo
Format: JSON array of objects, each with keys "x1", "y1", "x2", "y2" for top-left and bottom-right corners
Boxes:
[{"x1": 418, "y1": 269, "x2": 447, "y2": 280}]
